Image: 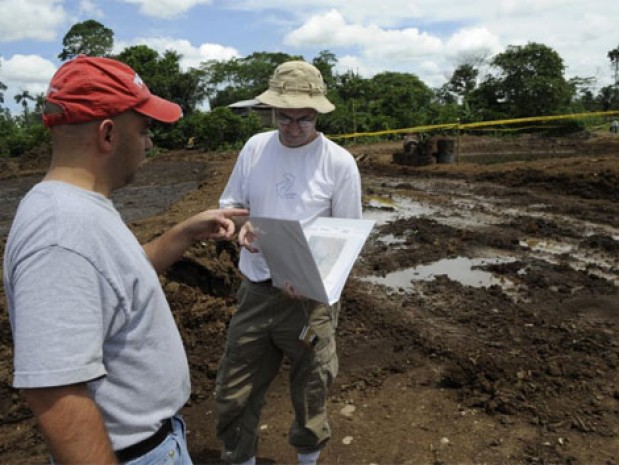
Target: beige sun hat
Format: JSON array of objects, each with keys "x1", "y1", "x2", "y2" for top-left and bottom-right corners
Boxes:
[{"x1": 256, "y1": 61, "x2": 335, "y2": 113}]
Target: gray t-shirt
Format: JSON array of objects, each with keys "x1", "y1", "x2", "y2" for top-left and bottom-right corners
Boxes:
[{"x1": 4, "y1": 181, "x2": 190, "y2": 450}]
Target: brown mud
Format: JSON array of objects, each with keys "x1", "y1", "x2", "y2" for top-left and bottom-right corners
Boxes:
[{"x1": 1, "y1": 132, "x2": 618, "y2": 465}]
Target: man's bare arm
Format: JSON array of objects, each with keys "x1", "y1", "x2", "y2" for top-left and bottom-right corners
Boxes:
[
  {"x1": 143, "y1": 207, "x2": 248, "y2": 273},
  {"x1": 23, "y1": 383, "x2": 118, "y2": 465}
]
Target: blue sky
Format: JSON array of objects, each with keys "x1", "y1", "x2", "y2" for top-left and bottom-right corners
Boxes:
[{"x1": 1, "y1": 0, "x2": 618, "y2": 115}]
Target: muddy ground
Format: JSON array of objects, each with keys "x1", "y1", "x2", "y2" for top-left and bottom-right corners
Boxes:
[{"x1": 0, "y1": 132, "x2": 618, "y2": 465}]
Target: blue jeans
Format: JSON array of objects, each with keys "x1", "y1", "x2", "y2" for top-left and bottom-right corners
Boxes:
[{"x1": 123, "y1": 415, "x2": 193, "y2": 465}]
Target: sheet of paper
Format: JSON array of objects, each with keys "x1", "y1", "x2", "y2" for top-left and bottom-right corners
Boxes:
[{"x1": 250, "y1": 216, "x2": 375, "y2": 305}]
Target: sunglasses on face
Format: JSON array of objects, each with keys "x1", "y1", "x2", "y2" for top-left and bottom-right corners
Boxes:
[{"x1": 276, "y1": 113, "x2": 317, "y2": 128}]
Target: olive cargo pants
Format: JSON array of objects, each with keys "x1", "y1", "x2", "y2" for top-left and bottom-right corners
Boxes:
[{"x1": 215, "y1": 280, "x2": 339, "y2": 463}]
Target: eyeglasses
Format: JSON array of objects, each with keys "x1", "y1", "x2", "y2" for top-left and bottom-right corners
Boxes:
[{"x1": 276, "y1": 114, "x2": 316, "y2": 128}]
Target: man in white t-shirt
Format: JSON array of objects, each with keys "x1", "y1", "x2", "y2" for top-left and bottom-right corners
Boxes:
[
  {"x1": 216, "y1": 61, "x2": 362, "y2": 465},
  {"x1": 4, "y1": 55, "x2": 246, "y2": 465}
]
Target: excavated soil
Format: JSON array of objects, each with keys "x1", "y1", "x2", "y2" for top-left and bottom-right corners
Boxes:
[{"x1": 0, "y1": 133, "x2": 618, "y2": 465}]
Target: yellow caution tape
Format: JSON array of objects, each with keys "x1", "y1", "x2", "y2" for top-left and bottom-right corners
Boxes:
[{"x1": 327, "y1": 110, "x2": 619, "y2": 140}]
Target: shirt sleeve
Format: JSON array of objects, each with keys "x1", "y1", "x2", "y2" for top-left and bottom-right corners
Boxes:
[
  {"x1": 219, "y1": 145, "x2": 250, "y2": 209},
  {"x1": 11, "y1": 246, "x2": 109, "y2": 388},
  {"x1": 332, "y1": 152, "x2": 363, "y2": 219}
]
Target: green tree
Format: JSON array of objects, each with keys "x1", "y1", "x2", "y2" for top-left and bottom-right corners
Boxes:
[
  {"x1": 468, "y1": 75, "x2": 504, "y2": 120},
  {"x1": 596, "y1": 85, "x2": 619, "y2": 111},
  {"x1": 312, "y1": 50, "x2": 337, "y2": 88},
  {"x1": 438, "y1": 53, "x2": 488, "y2": 109},
  {"x1": 322, "y1": 68, "x2": 439, "y2": 135},
  {"x1": 0, "y1": 106, "x2": 48, "y2": 157},
  {"x1": 201, "y1": 107, "x2": 262, "y2": 150},
  {"x1": 116, "y1": 44, "x2": 159, "y2": 76},
  {"x1": 58, "y1": 19, "x2": 114, "y2": 61},
  {"x1": 435, "y1": 63, "x2": 480, "y2": 120},
  {"x1": 0, "y1": 81, "x2": 6, "y2": 105},
  {"x1": 324, "y1": 70, "x2": 374, "y2": 134},
  {"x1": 433, "y1": 84, "x2": 458, "y2": 106},
  {"x1": 115, "y1": 46, "x2": 206, "y2": 116},
  {"x1": 201, "y1": 51, "x2": 301, "y2": 108},
  {"x1": 446, "y1": 63, "x2": 479, "y2": 100},
  {"x1": 0, "y1": 60, "x2": 6, "y2": 105},
  {"x1": 607, "y1": 45, "x2": 619, "y2": 85},
  {"x1": 471, "y1": 42, "x2": 573, "y2": 118},
  {"x1": 0, "y1": 109, "x2": 16, "y2": 156},
  {"x1": 172, "y1": 107, "x2": 262, "y2": 151},
  {"x1": 366, "y1": 72, "x2": 435, "y2": 129},
  {"x1": 31, "y1": 92, "x2": 46, "y2": 123},
  {"x1": 14, "y1": 90, "x2": 34, "y2": 124},
  {"x1": 569, "y1": 76, "x2": 598, "y2": 112}
]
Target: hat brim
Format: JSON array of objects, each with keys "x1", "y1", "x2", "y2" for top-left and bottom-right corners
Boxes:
[
  {"x1": 134, "y1": 95, "x2": 183, "y2": 123},
  {"x1": 256, "y1": 90, "x2": 335, "y2": 114}
]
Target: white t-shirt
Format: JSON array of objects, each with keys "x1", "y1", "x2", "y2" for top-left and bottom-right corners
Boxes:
[
  {"x1": 219, "y1": 130, "x2": 362, "y2": 281},
  {"x1": 4, "y1": 181, "x2": 190, "y2": 450}
]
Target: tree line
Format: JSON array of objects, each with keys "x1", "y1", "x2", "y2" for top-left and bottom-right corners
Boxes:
[{"x1": 1, "y1": 19, "x2": 619, "y2": 157}]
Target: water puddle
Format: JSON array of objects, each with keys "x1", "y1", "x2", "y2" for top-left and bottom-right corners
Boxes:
[
  {"x1": 519, "y1": 237, "x2": 618, "y2": 285},
  {"x1": 519, "y1": 238, "x2": 573, "y2": 255},
  {"x1": 363, "y1": 191, "x2": 505, "y2": 231},
  {"x1": 377, "y1": 233, "x2": 407, "y2": 246},
  {"x1": 362, "y1": 182, "x2": 619, "y2": 289},
  {"x1": 363, "y1": 256, "x2": 518, "y2": 292},
  {"x1": 363, "y1": 195, "x2": 434, "y2": 225}
]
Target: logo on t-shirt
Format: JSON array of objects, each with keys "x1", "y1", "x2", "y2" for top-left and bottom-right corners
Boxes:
[{"x1": 276, "y1": 173, "x2": 297, "y2": 200}]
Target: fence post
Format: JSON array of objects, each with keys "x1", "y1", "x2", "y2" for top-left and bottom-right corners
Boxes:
[{"x1": 456, "y1": 118, "x2": 461, "y2": 164}]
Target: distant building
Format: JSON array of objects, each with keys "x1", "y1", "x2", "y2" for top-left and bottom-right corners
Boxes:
[{"x1": 228, "y1": 99, "x2": 275, "y2": 127}]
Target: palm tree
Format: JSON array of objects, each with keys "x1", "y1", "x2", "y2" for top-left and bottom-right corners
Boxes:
[
  {"x1": 0, "y1": 60, "x2": 6, "y2": 105},
  {"x1": 0, "y1": 81, "x2": 6, "y2": 105},
  {"x1": 14, "y1": 90, "x2": 34, "y2": 124},
  {"x1": 608, "y1": 46, "x2": 619, "y2": 86},
  {"x1": 32, "y1": 92, "x2": 46, "y2": 121}
]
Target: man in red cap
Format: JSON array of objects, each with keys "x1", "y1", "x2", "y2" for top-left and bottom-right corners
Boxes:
[{"x1": 4, "y1": 55, "x2": 247, "y2": 464}]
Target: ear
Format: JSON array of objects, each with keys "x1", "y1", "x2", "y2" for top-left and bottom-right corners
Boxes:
[{"x1": 97, "y1": 119, "x2": 116, "y2": 152}]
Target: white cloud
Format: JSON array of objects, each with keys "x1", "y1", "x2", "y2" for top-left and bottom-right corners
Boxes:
[
  {"x1": 283, "y1": 10, "x2": 494, "y2": 87},
  {"x1": 335, "y1": 55, "x2": 375, "y2": 77},
  {"x1": 0, "y1": 0, "x2": 67, "y2": 42},
  {"x1": 285, "y1": 10, "x2": 383, "y2": 48},
  {"x1": 497, "y1": 0, "x2": 566, "y2": 18},
  {"x1": 0, "y1": 55, "x2": 57, "y2": 111},
  {"x1": 0, "y1": 54, "x2": 56, "y2": 85},
  {"x1": 79, "y1": 0, "x2": 104, "y2": 18},
  {"x1": 277, "y1": 2, "x2": 619, "y2": 89},
  {"x1": 231, "y1": 0, "x2": 424, "y2": 27},
  {"x1": 114, "y1": 38, "x2": 240, "y2": 70},
  {"x1": 285, "y1": 10, "x2": 442, "y2": 56},
  {"x1": 362, "y1": 28, "x2": 443, "y2": 61},
  {"x1": 119, "y1": 0, "x2": 213, "y2": 19},
  {"x1": 483, "y1": 2, "x2": 618, "y2": 88},
  {"x1": 445, "y1": 27, "x2": 502, "y2": 61}
]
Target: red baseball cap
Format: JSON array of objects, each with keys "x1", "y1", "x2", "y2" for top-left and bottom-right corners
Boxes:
[{"x1": 43, "y1": 55, "x2": 182, "y2": 128}]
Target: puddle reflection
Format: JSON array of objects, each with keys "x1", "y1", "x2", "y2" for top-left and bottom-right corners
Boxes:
[
  {"x1": 363, "y1": 257, "x2": 518, "y2": 291},
  {"x1": 519, "y1": 238, "x2": 573, "y2": 254},
  {"x1": 377, "y1": 234, "x2": 406, "y2": 246},
  {"x1": 363, "y1": 195, "x2": 434, "y2": 225}
]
